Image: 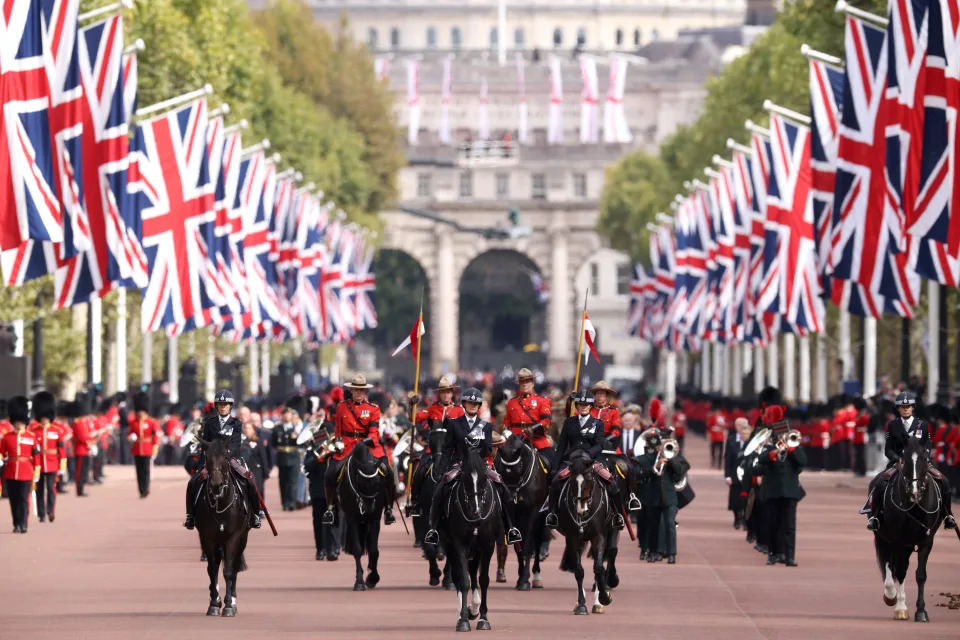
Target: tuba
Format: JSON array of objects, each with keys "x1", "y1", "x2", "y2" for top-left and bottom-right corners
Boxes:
[
  {"x1": 743, "y1": 427, "x2": 772, "y2": 457},
  {"x1": 296, "y1": 418, "x2": 325, "y2": 446},
  {"x1": 179, "y1": 420, "x2": 201, "y2": 448}
]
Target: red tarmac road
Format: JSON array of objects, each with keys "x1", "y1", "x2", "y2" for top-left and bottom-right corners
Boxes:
[{"x1": 2, "y1": 437, "x2": 960, "y2": 640}]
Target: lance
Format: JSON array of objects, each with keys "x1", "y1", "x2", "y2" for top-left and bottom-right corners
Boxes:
[
  {"x1": 570, "y1": 290, "x2": 589, "y2": 416},
  {"x1": 405, "y1": 287, "x2": 425, "y2": 527}
]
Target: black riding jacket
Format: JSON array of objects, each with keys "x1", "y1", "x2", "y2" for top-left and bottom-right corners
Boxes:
[
  {"x1": 884, "y1": 416, "x2": 931, "y2": 463},
  {"x1": 439, "y1": 414, "x2": 492, "y2": 469},
  {"x1": 199, "y1": 414, "x2": 243, "y2": 458},
  {"x1": 554, "y1": 414, "x2": 605, "y2": 468}
]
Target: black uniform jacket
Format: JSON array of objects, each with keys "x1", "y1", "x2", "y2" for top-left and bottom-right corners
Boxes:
[
  {"x1": 239, "y1": 436, "x2": 269, "y2": 476},
  {"x1": 554, "y1": 414, "x2": 605, "y2": 468},
  {"x1": 884, "y1": 416, "x2": 930, "y2": 463},
  {"x1": 439, "y1": 414, "x2": 493, "y2": 470},
  {"x1": 756, "y1": 445, "x2": 806, "y2": 500},
  {"x1": 200, "y1": 414, "x2": 243, "y2": 458}
]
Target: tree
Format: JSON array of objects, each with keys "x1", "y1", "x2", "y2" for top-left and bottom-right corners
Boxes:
[{"x1": 598, "y1": 152, "x2": 673, "y2": 264}]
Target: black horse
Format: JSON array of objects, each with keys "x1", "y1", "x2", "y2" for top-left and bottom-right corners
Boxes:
[
  {"x1": 494, "y1": 434, "x2": 548, "y2": 590},
  {"x1": 335, "y1": 441, "x2": 385, "y2": 591},
  {"x1": 438, "y1": 448, "x2": 500, "y2": 632},
  {"x1": 873, "y1": 436, "x2": 945, "y2": 622},
  {"x1": 194, "y1": 438, "x2": 250, "y2": 617},
  {"x1": 555, "y1": 452, "x2": 613, "y2": 615},
  {"x1": 411, "y1": 427, "x2": 453, "y2": 588}
]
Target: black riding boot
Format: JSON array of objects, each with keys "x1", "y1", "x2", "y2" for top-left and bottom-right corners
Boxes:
[
  {"x1": 494, "y1": 481, "x2": 522, "y2": 544},
  {"x1": 406, "y1": 456, "x2": 429, "y2": 516},
  {"x1": 424, "y1": 479, "x2": 446, "y2": 545},
  {"x1": 545, "y1": 479, "x2": 562, "y2": 529},
  {"x1": 381, "y1": 458, "x2": 396, "y2": 525},
  {"x1": 937, "y1": 477, "x2": 957, "y2": 528},
  {"x1": 866, "y1": 482, "x2": 883, "y2": 531},
  {"x1": 183, "y1": 473, "x2": 202, "y2": 529},
  {"x1": 248, "y1": 491, "x2": 262, "y2": 529},
  {"x1": 322, "y1": 463, "x2": 339, "y2": 525},
  {"x1": 606, "y1": 481, "x2": 626, "y2": 530}
]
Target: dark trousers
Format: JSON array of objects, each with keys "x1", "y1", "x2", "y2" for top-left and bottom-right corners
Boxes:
[
  {"x1": 7, "y1": 479, "x2": 31, "y2": 529},
  {"x1": 278, "y1": 463, "x2": 298, "y2": 509},
  {"x1": 93, "y1": 448, "x2": 105, "y2": 482},
  {"x1": 658, "y1": 504, "x2": 678, "y2": 555},
  {"x1": 35, "y1": 472, "x2": 57, "y2": 519},
  {"x1": 853, "y1": 443, "x2": 866, "y2": 476},
  {"x1": 645, "y1": 506, "x2": 663, "y2": 554},
  {"x1": 766, "y1": 497, "x2": 797, "y2": 560},
  {"x1": 75, "y1": 456, "x2": 89, "y2": 495},
  {"x1": 710, "y1": 442, "x2": 723, "y2": 468},
  {"x1": 753, "y1": 498, "x2": 770, "y2": 549},
  {"x1": 311, "y1": 491, "x2": 341, "y2": 554},
  {"x1": 134, "y1": 456, "x2": 151, "y2": 496}
]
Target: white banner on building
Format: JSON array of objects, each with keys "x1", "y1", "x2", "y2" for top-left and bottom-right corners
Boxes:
[
  {"x1": 374, "y1": 56, "x2": 390, "y2": 82},
  {"x1": 477, "y1": 76, "x2": 490, "y2": 140},
  {"x1": 603, "y1": 56, "x2": 632, "y2": 144},
  {"x1": 516, "y1": 53, "x2": 528, "y2": 144},
  {"x1": 579, "y1": 56, "x2": 599, "y2": 144},
  {"x1": 548, "y1": 57, "x2": 564, "y2": 145},
  {"x1": 406, "y1": 59, "x2": 420, "y2": 146},
  {"x1": 439, "y1": 56, "x2": 452, "y2": 145}
]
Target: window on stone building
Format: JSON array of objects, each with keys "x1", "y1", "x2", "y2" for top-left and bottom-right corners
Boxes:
[
  {"x1": 496, "y1": 173, "x2": 509, "y2": 199},
  {"x1": 553, "y1": 28, "x2": 563, "y2": 47},
  {"x1": 573, "y1": 172, "x2": 587, "y2": 198},
  {"x1": 590, "y1": 262, "x2": 600, "y2": 296},
  {"x1": 633, "y1": 28, "x2": 641, "y2": 46},
  {"x1": 490, "y1": 27, "x2": 498, "y2": 48},
  {"x1": 531, "y1": 173, "x2": 546, "y2": 200},
  {"x1": 427, "y1": 27, "x2": 437, "y2": 48},
  {"x1": 576, "y1": 28, "x2": 586, "y2": 46},
  {"x1": 452, "y1": 27, "x2": 463, "y2": 50},
  {"x1": 650, "y1": 28, "x2": 660, "y2": 41},
  {"x1": 459, "y1": 171, "x2": 473, "y2": 198},
  {"x1": 417, "y1": 173, "x2": 432, "y2": 198},
  {"x1": 615, "y1": 28, "x2": 623, "y2": 47},
  {"x1": 616, "y1": 263, "x2": 631, "y2": 295},
  {"x1": 514, "y1": 28, "x2": 524, "y2": 48},
  {"x1": 368, "y1": 28, "x2": 378, "y2": 49},
  {"x1": 390, "y1": 28, "x2": 400, "y2": 50}
]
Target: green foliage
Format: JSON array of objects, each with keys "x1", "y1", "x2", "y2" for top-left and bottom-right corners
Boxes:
[
  {"x1": 362, "y1": 250, "x2": 430, "y2": 350},
  {"x1": 598, "y1": 152, "x2": 673, "y2": 263}
]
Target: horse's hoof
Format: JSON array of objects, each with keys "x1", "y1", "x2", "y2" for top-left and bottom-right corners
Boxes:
[
  {"x1": 456, "y1": 620, "x2": 471, "y2": 632},
  {"x1": 444, "y1": 581, "x2": 456, "y2": 591},
  {"x1": 915, "y1": 611, "x2": 929, "y2": 623},
  {"x1": 883, "y1": 594, "x2": 897, "y2": 607},
  {"x1": 607, "y1": 572, "x2": 620, "y2": 590},
  {"x1": 200, "y1": 554, "x2": 206, "y2": 562},
  {"x1": 206, "y1": 606, "x2": 220, "y2": 616},
  {"x1": 573, "y1": 605, "x2": 589, "y2": 615},
  {"x1": 532, "y1": 579, "x2": 544, "y2": 589},
  {"x1": 599, "y1": 590, "x2": 613, "y2": 607},
  {"x1": 496, "y1": 569, "x2": 506, "y2": 583},
  {"x1": 365, "y1": 573, "x2": 380, "y2": 589},
  {"x1": 516, "y1": 580, "x2": 531, "y2": 592},
  {"x1": 437, "y1": 553, "x2": 446, "y2": 561},
  {"x1": 894, "y1": 609, "x2": 909, "y2": 620},
  {"x1": 476, "y1": 618, "x2": 492, "y2": 631},
  {"x1": 429, "y1": 575, "x2": 440, "y2": 587},
  {"x1": 353, "y1": 582, "x2": 366, "y2": 592},
  {"x1": 591, "y1": 605, "x2": 604, "y2": 614},
  {"x1": 221, "y1": 606, "x2": 236, "y2": 617}
]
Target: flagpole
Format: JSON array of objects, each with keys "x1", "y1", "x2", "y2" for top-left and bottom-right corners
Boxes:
[
  {"x1": 407, "y1": 287, "x2": 425, "y2": 509},
  {"x1": 571, "y1": 291, "x2": 588, "y2": 416}
]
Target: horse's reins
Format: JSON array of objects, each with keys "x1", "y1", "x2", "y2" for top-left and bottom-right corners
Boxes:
[
  {"x1": 561, "y1": 470, "x2": 608, "y2": 534},
  {"x1": 498, "y1": 443, "x2": 536, "y2": 502},
  {"x1": 452, "y1": 472, "x2": 496, "y2": 524},
  {"x1": 206, "y1": 463, "x2": 240, "y2": 516},
  {"x1": 345, "y1": 454, "x2": 382, "y2": 515},
  {"x1": 885, "y1": 463, "x2": 942, "y2": 535}
]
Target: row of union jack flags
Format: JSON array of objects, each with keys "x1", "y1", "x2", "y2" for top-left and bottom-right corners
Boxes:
[
  {"x1": 0, "y1": 1, "x2": 376, "y2": 344},
  {"x1": 628, "y1": 0, "x2": 960, "y2": 351}
]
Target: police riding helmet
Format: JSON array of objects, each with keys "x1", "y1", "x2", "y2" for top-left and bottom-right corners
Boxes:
[
  {"x1": 214, "y1": 389, "x2": 235, "y2": 405},
  {"x1": 461, "y1": 387, "x2": 483, "y2": 405},
  {"x1": 895, "y1": 391, "x2": 917, "y2": 407},
  {"x1": 572, "y1": 390, "x2": 595, "y2": 406}
]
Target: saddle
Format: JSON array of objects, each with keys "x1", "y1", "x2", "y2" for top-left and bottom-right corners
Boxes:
[
  {"x1": 881, "y1": 461, "x2": 945, "y2": 482},
  {"x1": 442, "y1": 463, "x2": 504, "y2": 485},
  {"x1": 555, "y1": 461, "x2": 612, "y2": 483}
]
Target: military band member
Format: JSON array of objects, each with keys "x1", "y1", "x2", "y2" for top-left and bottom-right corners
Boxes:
[
  {"x1": 755, "y1": 406, "x2": 805, "y2": 567},
  {"x1": 406, "y1": 376, "x2": 464, "y2": 516},
  {"x1": 322, "y1": 374, "x2": 396, "y2": 526},
  {"x1": 128, "y1": 392, "x2": 162, "y2": 498},
  {"x1": 0, "y1": 397, "x2": 39, "y2": 533},
  {"x1": 503, "y1": 368, "x2": 553, "y2": 466},
  {"x1": 724, "y1": 418, "x2": 752, "y2": 530},
  {"x1": 31, "y1": 392, "x2": 64, "y2": 523},
  {"x1": 424, "y1": 387, "x2": 522, "y2": 546},
  {"x1": 865, "y1": 391, "x2": 956, "y2": 531},
  {"x1": 545, "y1": 390, "x2": 626, "y2": 530},
  {"x1": 273, "y1": 396, "x2": 305, "y2": 511},
  {"x1": 304, "y1": 419, "x2": 340, "y2": 561}
]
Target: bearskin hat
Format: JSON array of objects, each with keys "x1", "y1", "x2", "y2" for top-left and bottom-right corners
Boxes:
[
  {"x1": 8, "y1": 395, "x2": 31, "y2": 425},
  {"x1": 75, "y1": 393, "x2": 92, "y2": 416},
  {"x1": 758, "y1": 386, "x2": 781, "y2": 409},
  {"x1": 32, "y1": 391, "x2": 56, "y2": 422},
  {"x1": 284, "y1": 394, "x2": 306, "y2": 417},
  {"x1": 649, "y1": 397, "x2": 662, "y2": 424},
  {"x1": 132, "y1": 391, "x2": 151, "y2": 413},
  {"x1": 763, "y1": 404, "x2": 784, "y2": 424}
]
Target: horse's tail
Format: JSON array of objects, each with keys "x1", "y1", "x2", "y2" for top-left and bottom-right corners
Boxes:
[
  {"x1": 236, "y1": 552, "x2": 248, "y2": 573},
  {"x1": 873, "y1": 536, "x2": 887, "y2": 580}
]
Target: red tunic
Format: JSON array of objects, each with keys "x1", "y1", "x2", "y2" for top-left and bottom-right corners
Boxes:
[
  {"x1": 673, "y1": 412, "x2": 687, "y2": 438},
  {"x1": 72, "y1": 418, "x2": 94, "y2": 457},
  {"x1": 31, "y1": 421, "x2": 65, "y2": 473},
  {"x1": 0, "y1": 430, "x2": 40, "y2": 481},
  {"x1": 414, "y1": 403, "x2": 464, "y2": 453},
  {"x1": 591, "y1": 405, "x2": 622, "y2": 453},
  {"x1": 129, "y1": 416, "x2": 162, "y2": 457},
  {"x1": 708, "y1": 413, "x2": 727, "y2": 443},
  {"x1": 503, "y1": 394, "x2": 552, "y2": 450},
  {"x1": 165, "y1": 417, "x2": 185, "y2": 441},
  {"x1": 853, "y1": 414, "x2": 869, "y2": 445},
  {"x1": 334, "y1": 401, "x2": 384, "y2": 461}
]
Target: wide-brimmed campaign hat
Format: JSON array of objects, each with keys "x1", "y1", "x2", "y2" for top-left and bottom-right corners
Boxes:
[
  {"x1": 344, "y1": 373, "x2": 374, "y2": 390},
  {"x1": 588, "y1": 380, "x2": 618, "y2": 395}
]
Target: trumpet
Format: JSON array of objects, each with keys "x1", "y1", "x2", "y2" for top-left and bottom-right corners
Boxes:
[
  {"x1": 775, "y1": 429, "x2": 802, "y2": 460},
  {"x1": 654, "y1": 438, "x2": 680, "y2": 475}
]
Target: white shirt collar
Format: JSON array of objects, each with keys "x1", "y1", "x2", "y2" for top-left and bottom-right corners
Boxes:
[
  {"x1": 903, "y1": 415, "x2": 915, "y2": 428},
  {"x1": 579, "y1": 415, "x2": 590, "y2": 427}
]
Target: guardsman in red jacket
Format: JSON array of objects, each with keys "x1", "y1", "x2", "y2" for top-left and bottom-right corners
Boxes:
[
  {"x1": 406, "y1": 376, "x2": 464, "y2": 516},
  {"x1": 322, "y1": 373, "x2": 396, "y2": 526},
  {"x1": 31, "y1": 392, "x2": 64, "y2": 523},
  {"x1": 708, "y1": 404, "x2": 727, "y2": 469},
  {"x1": 503, "y1": 368, "x2": 553, "y2": 463},
  {"x1": 128, "y1": 392, "x2": 162, "y2": 498},
  {"x1": 0, "y1": 402, "x2": 11, "y2": 500},
  {"x1": 672, "y1": 401, "x2": 688, "y2": 449},
  {"x1": 1, "y1": 397, "x2": 39, "y2": 533},
  {"x1": 852, "y1": 398, "x2": 869, "y2": 476},
  {"x1": 72, "y1": 395, "x2": 94, "y2": 496}
]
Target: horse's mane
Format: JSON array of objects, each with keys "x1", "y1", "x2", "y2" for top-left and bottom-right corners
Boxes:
[
  {"x1": 904, "y1": 434, "x2": 928, "y2": 458},
  {"x1": 206, "y1": 438, "x2": 229, "y2": 461},
  {"x1": 568, "y1": 450, "x2": 592, "y2": 475},
  {"x1": 351, "y1": 441, "x2": 376, "y2": 466}
]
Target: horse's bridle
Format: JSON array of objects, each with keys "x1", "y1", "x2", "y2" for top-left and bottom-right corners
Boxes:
[
  {"x1": 497, "y1": 442, "x2": 535, "y2": 502},
  {"x1": 560, "y1": 468, "x2": 608, "y2": 535},
  {"x1": 345, "y1": 455, "x2": 381, "y2": 515},
  {"x1": 205, "y1": 462, "x2": 240, "y2": 516},
  {"x1": 452, "y1": 471, "x2": 496, "y2": 524}
]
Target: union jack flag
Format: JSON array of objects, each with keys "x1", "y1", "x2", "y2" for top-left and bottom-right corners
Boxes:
[
  {"x1": 830, "y1": 16, "x2": 918, "y2": 318},
  {"x1": 239, "y1": 153, "x2": 282, "y2": 338},
  {"x1": 626, "y1": 264, "x2": 654, "y2": 339},
  {"x1": 130, "y1": 98, "x2": 218, "y2": 333},
  {"x1": 353, "y1": 242, "x2": 378, "y2": 331},
  {"x1": 213, "y1": 128, "x2": 249, "y2": 339},
  {"x1": 727, "y1": 156, "x2": 753, "y2": 343},
  {"x1": 318, "y1": 216, "x2": 345, "y2": 342},
  {"x1": 0, "y1": 1, "x2": 63, "y2": 258},
  {"x1": 747, "y1": 133, "x2": 779, "y2": 345},
  {"x1": 50, "y1": 15, "x2": 146, "y2": 308}
]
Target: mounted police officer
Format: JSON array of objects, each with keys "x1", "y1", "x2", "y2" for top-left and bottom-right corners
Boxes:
[
  {"x1": 545, "y1": 390, "x2": 626, "y2": 531},
  {"x1": 865, "y1": 391, "x2": 957, "y2": 531},
  {"x1": 406, "y1": 376, "x2": 464, "y2": 516},
  {"x1": 183, "y1": 389, "x2": 264, "y2": 530},
  {"x1": 423, "y1": 387, "x2": 522, "y2": 546}
]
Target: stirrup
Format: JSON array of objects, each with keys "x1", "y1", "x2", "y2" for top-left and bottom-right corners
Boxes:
[
  {"x1": 613, "y1": 513, "x2": 625, "y2": 530},
  {"x1": 405, "y1": 502, "x2": 421, "y2": 518},
  {"x1": 424, "y1": 529, "x2": 440, "y2": 545},
  {"x1": 250, "y1": 514, "x2": 262, "y2": 529},
  {"x1": 384, "y1": 508, "x2": 396, "y2": 525},
  {"x1": 866, "y1": 517, "x2": 879, "y2": 531},
  {"x1": 183, "y1": 515, "x2": 195, "y2": 530},
  {"x1": 858, "y1": 499, "x2": 870, "y2": 515},
  {"x1": 627, "y1": 494, "x2": 642, "y2": 511},
  {"x1": 945, "y1": 515, "x2": 957, "y2": 530},
  {"x1": 506, "y1": 528, "x2": 522, "y2": 544},
  {"x1": 322, "y1": 509, "x2": 336, "y2": 525},
  {"x1": 545, "y1": 512, "x2": 559, "y2": 528}
]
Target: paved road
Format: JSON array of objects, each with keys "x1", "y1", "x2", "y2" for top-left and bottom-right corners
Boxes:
[{"x1": 2, "y1": 437, "x2": 960, "y2": 640}]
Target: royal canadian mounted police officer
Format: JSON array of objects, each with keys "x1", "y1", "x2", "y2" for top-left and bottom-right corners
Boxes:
[
  {"x1": 183, "y1": 389, "x2": 265, "y2": 530},
  {"x1": 406, "y1": 376, "x2": 464, "y2": 516},
  {"x1": 545, "y1": 390, "x2": 626, "y2": 530},
  {"x1": 423, "y1": 387, "x2": 522, "y2": 546},
  {"x1": 865, "y1": 391, "x2": 957, "y2": 531},
  {"x1": 503, "y1": 368, "x2": 553, "y2": 469},
  {"x1": 273, "y1": 396, "x2": 305, "y2": 511},
  {"x1": 322, "y1": 374, "x2": 397, "y2": 526}
]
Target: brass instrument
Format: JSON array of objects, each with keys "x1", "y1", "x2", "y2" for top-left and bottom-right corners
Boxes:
[
  {"x1": 296, "y1": 417, "x2": 325, "y2": 446},
  {"x1": 775, "y1": 429, "x2": 802, "y2": 461},
  {"x1": 743, "y1": 427, "x2": 772, "y2": 457},
  {"x1": 179, "y1": 420, "x2": 201, "y2": 448},
  {"x1": 654, "y1": 438, "x2": 680, "y2": 476},
  {"x1": 637, "y1": 427, "x2": 658, "y2": 454}
]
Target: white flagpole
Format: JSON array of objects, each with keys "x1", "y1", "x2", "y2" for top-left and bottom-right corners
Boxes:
[
  {"x1": 260, "y1": 341, "x2": 270, "y2": 394},
  {"x1": 205, "y1": 334, "x2": 216, "y2": 401},
  {"x1": 754, "y1": 344, "x2": 765, "y2": 393},
  {"x1": 135, "y1": 84, "x2": 213, "y2": 120},
  {"x1": 439, "y1": 56, "x2": 452, "y2": 145},
  {"x1": 839, "y1": 309, "x2": 852, "y2": 390},
  {"x1": 863, "y1": 317, "x2": 877, "y2": 396},
  {"x1": 142, "y1": 331, "x2": 152, "y2": 385},
  {"x1": 548, "y1": 57, "x2": 563, "y2": 145},
  {"x1": 927, "y1": 281, "x2": 939, "y2": 404},
  {"x1": 815, "y1": 331, "x2": 828, "y2": 402},
  {"x1": 167, "y1": 335, "x2": 179, "y2": 403},
  {"x1": 497, "y1": 0, "x2": 506, "y2": 66},
  {"x1": 90, "y1": 298, "x2": 103, "y2": 385},
  {"x1": 783, "y1": 333, "x2": 795, "y2": 403},
  {"x1": 732, "y1": 344, "x2": 743, "y2": 396},
  {"x1": 701, "y1": 343, "x2": 711, "y2": 392},
  {"x1": 767, "y1": 335, "x2": 779, "y2": 388},
  {"x1": 406, "y1": 60, "x2": 420, "y2": 146},
  {"x1": 116, "y1": 289, "x2": 127, "y2": 392},
  {"x1": 798, "y1": 335, "x2": 811, "y2": 403}
]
